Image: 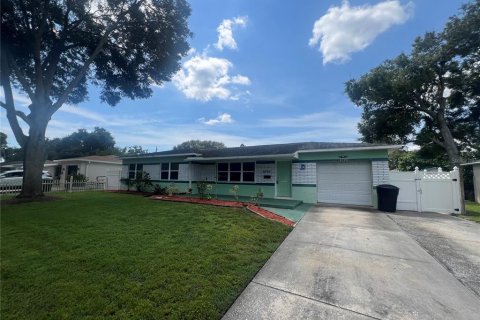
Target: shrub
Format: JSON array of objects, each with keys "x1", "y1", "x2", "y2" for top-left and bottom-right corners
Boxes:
[
  {"x1": 229, "y1": 185, "x2": 240, "y2": 201},
  {"x1": 251, "y1": 188, "x2": 264, "y2": 206},
  {"x1": 134, "y1": 171, "x2": 153, "y2": 192},
  {"x1": 152, "y1": 184, "x2": 167, "y2": 195},
  {"x1": 166, "y1": 183, "x2": 179, "y2": 196}
]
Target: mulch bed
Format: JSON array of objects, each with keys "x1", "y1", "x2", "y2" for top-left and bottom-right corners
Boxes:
[{"x1": 150, "y1": 195, "x2": 295, "y2": 227}]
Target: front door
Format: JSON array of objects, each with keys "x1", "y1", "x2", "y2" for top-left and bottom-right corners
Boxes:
[{"x1": 276, "y1": 161, "x2": 292, "y2": 197}]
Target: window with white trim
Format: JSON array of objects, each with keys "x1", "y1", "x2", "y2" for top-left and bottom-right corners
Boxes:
[
  {"x1": 217, "y1": 162, "x2": 255, "y2": 183},
  {"x1": 128, "y1": 164, "x2": 143, "y2": 179},
  {"x1": 161, "y1": 163, "x2": 179, "y2": 180}
]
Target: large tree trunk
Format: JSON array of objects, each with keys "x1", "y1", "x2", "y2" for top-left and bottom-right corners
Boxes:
[
  {"x1": 437, "y1": 112, "x2": 466, "y2": 214},
  {"x1": 18, "y1": 114, "x2": 49, "y2": 199}
]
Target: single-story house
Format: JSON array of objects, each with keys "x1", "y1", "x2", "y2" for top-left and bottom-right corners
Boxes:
[
  {"x1": 54, "y1": 155, "x2": 122, "y2": 184},
  {"x1": 462, "y1": 160, "x2": 480, "y2": 203},
  {"x1": 121, "y1": 142, "x2": 401, "y2": 206},
  {"x1": 0, "y1": 160, "x2": 59, "y2": 175}
]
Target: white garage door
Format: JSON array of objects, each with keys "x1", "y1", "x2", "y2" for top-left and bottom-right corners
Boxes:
[{"x1": 317, "y1": 161, "x2": 372, "y2": 206}]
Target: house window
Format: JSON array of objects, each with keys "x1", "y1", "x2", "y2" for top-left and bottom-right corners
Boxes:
[
  {"x1": 217, "y1": 162, "x2": 255, "y2": 183},
  {"x1": 128, "y1": 164, "x2": 143, "y2": 179},
  {"x1": 161, "y1": 163, "x2": 179, "y2": 180},
  {"x1": 243, "y1": 162, "x2": 255, "y2": 182},
  {"x1": 161, "y1": 163, "x2": 169, "y2": 180},
  {"x1": 218, "y1": 163, "x2": 228, "y2": 181}
]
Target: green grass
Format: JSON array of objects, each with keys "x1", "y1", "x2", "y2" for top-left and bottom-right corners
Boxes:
[
  {"x1": 1, "y1": 192, "x2": 291, "y2": 319},
  {"x1": 459, "y1": 201, "x2": 480, "y2": 223}
]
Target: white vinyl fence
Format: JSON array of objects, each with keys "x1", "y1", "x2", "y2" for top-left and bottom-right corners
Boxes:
[
  {"x1": 389, "y1": 167, "x2": 461, "y2": 214},
  {"x1": 0, "y1": 176, "x2": 106, "y2": 196}
]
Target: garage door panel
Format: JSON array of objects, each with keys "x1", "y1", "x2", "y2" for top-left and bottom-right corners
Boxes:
[{"x1": 317, "y1": 162, "x2": 372, "y2": 206}]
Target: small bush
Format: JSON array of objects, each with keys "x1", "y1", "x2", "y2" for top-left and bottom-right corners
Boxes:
[
  {"x1": 152, "y1": 184, "x2": 167, "y2": 195},
  {"x1": 166, "y1": 183, "x2": 179, "y2": 196},
  {"x1": 229, "y1": 185, "x2": 240, "y2": 201},
  {"x1": 134, "y1": 171, "x2": 153, "y2": 192}
]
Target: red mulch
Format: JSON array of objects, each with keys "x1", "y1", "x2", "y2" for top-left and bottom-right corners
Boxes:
[
  {"x1": 246, "y1": 205, "x2": 295, "y2": 227},
  {"x1": 150, "y1": 195, "x2": 295, "y2": 227}
]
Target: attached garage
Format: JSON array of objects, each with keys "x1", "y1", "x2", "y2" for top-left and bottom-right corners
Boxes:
[{"x1": 316, "y1": 161, "x2": 372, "y2": 206}]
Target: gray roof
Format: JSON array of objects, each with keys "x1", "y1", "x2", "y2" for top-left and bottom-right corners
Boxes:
[
  {"x1": 127, "y1": 142, "x2": 395, "y2": 159},
  {"x1": 54, "y1": 155, "x2": 121, "y2": 164}
]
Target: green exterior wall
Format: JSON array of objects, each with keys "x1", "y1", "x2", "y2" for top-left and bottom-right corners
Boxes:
[
  {"x1": 192, "y1": 183, "x2": 275, "y2": 198},
  {"x1": 292, "y1": 185, "x2": 317, "y2": 203}
]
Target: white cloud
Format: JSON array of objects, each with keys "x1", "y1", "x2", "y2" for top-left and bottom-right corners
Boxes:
[
  {"x1": 309, "y1": 0, "x2": 413, "y2": 64},
  {"x1": 172, "y1": 54, "x2": 250, "y2": 101},
  {"x1": 199, "y1": 113, "x2": 234, "y2": 125},
  {"x1": 215, "y1": 16, "x2": 247, "y2": 51},
  {"x1": 231, "y1": 75, "x2": 251, "y2": 85}
]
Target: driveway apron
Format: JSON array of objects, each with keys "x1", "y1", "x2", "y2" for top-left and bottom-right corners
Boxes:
[{"x1": 223, "y1": 206, "x2": 480, "y2": 319}]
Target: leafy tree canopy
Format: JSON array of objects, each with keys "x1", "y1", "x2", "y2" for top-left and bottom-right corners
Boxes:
[
  {"x1": 1, "y1": 0, "x2": 191, "y2": 198},
  {"x1": 173, "y1": 140, "x2": 226, "y2": 152},
  {"x1": 46, "y1": 127, "x2": 117, "y2": 159},
  {"x1": 121, "y1": 145, "x2": 149, "y2": 155},
  {"x1": 346, "y1": 0, "x2": 479, "y2": 166}
]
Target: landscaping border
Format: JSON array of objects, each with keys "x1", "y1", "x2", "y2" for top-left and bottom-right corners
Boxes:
[{"x1": 150, "y1": 195, "x2": 295, "y2": 227}]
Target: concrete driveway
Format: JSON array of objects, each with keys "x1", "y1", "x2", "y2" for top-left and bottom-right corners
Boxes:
[
  {"x1": 387, "y1": 211, "x2": 480, "y2": 296},
  {"x1": 223, "y1": 206, "x2": 480, "y2": 319}
]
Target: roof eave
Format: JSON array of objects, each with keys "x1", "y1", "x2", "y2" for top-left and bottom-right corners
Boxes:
[
  {"x1": 53, "y1": 159, "x2": 121, "y2": 165},
  {"x1": 185, "y1": 154, "x2": 296, "y2": 161},
  {"x1": 120, "y1": 153, "x2": 201, "y2": 160},
  {"x1": 294, "y1": 145, "x2": 403, "y2": 156}
]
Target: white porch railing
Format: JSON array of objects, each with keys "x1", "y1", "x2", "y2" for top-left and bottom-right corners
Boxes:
[{"x1": 0, "y1": 177, "x2": 106, "y2": 195}]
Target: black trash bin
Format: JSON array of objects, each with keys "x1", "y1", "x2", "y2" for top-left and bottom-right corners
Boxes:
[{"x1": 377, "y1": 184, "x2": 399, "y2": 212}]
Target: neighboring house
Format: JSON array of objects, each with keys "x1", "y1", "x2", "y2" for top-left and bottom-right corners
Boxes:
[
  {"x1": 121, "y1": 142, "x2": 401, "y2": 206},
  {"x1": 54, "y1": 155, "x2": 122, "y2": 183},
  {"x1": 462, "y1": 160, "x2": 480, "y2": 203},
  {"x1": 0, "y1": 160, "x2": 59, "y2": 176}
]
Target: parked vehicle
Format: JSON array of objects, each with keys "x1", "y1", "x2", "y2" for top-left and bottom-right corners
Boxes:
[{"x1": 0, "y1": 170, "x2": 53, "y2": 191}]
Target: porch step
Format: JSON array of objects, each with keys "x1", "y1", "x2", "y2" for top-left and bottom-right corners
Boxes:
[{"x1": 258, "y1": 199, "x2": 303, "y2": 210}]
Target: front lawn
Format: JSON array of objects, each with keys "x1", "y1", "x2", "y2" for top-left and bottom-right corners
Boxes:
[
  {"x1": 460, "y1": 201, "x2": 480, "y2": 223},
  {"x1": 1, "y1": 192, "x2": 291, "y2": 319}
]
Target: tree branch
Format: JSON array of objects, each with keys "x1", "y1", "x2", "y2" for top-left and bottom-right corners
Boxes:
[
  {"x1": 32, "y1": 1, "x2": 49, "y2": 99},
  {"x1": 43, "y1": 3, "x2": 75, "y2": 95},
  {"x1": 50, "y1": 1, "x2": 144, "y2": 115},
  {"x1": 432, "y1": 137, "x2": 445, "y2": 148},
  {"x1": 1, "y1": 53, "x2": 28, "y2": 147},
  {"x1": 15, "y1": 110, "x2": 31, "y2": 125},
  {"x1": 7, "y1": 55, "x2": 35, "y2": 100}
]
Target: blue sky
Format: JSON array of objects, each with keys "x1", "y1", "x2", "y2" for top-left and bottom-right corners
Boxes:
[{"x1": 0, "y1": 0, "x2": 467, "y2": 151}]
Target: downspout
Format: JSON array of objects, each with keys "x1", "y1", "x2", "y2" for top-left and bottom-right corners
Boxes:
[{"x1": 85, "y1": 161, "x2": 90, "y2": 180}]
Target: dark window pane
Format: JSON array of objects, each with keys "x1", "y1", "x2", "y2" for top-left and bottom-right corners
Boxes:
[
  {"x1": 170, "y1": 172, "x2": 178, "y2": 180},
  {"x1": 218, "y1": 172, "x2": 228, "y2": 181},
  {"x1": 243, "y1": 172, "x2": 255, "y2": 182},
  {"x1": 161, "y1": 163, "x2": 169, "y2": 170},
  {"x1": 218, "y1": 163, "x2": 228, "y2": 171},
  {"x1": 161, "y1": 172, "x2": 169, "y2": 180},
  {"x1": 129, "y1": 164, "x2": 136, "y2": 170},
  {"x1": 230, "y1": 163, "x2": 241, "y2": 171},
  {"x1": 171, "y1": 163, "x2": 179, "y2": 170},
  {"x1": 230, "y1": 172, "x2": 241, "y2": 181},
  {"x1": 129, "y1": 172, "x2": 135, "y2": 179},
  {"x1": 243, "y1": 162, "x2": 255, "y2": 171},
  {"x1": 137, "y1": 164, "x2": 143, "y2": 171}
]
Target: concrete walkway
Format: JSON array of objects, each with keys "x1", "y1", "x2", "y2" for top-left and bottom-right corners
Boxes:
[{"x1": 223, "y1": 206, "x2": 480, "y2": 319}]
